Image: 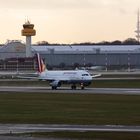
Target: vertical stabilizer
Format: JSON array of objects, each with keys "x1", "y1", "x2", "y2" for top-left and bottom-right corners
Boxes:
[{"x1": 36, "y1": 53, "x2": 46, "y2": 73}]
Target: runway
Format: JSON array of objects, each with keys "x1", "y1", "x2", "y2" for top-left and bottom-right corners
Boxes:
[
  {"x1": 0, "y1": 86, "x2": 140, "y2": 95},
  {"x1": 0, "y1": 124, "x2": 140, "y2": 134}
]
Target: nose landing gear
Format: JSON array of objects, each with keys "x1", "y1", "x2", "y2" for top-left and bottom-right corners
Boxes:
[{"x1": 80, "y1": 83, "x2": 85, "y2": 90}]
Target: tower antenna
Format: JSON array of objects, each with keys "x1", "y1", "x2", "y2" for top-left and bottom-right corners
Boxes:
[{"x1": 135, "y1": 9, "x2": 140, "y2": 42}]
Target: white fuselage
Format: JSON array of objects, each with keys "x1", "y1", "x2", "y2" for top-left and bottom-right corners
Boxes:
[{"x1": 39, "y1": 70, "x2": 92, "y2": 84}]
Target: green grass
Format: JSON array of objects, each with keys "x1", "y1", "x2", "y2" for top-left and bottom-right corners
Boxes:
[
  {"x1": 0, "y1": 93, "x2": 140, "y2": 125},
  {"x1": 90, "y1": 79, "x2": 140, "y2": 88},
  {"x1": 1, "y1": 92, "x2": 140, "y2": 139}
]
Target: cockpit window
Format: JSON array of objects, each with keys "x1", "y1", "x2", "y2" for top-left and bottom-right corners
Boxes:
[{"x1": 82, "y1": 74, "x2": 89, "y2": 76}]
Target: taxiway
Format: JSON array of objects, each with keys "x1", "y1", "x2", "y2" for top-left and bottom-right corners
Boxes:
[
  {"x1": 0, "y1": 124, "x2": 140, "y2": 134},
  {"x1": 0, "y1": 86, "x2": 140, "y2": 95}
]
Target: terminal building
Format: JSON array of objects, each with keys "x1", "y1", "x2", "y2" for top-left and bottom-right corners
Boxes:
[
  {"x1": 0, "y1": 40, "x2": 140, "y2": 71},
  {"x1": 0, "y1": 40, "x2": 36, "y2": 71}
]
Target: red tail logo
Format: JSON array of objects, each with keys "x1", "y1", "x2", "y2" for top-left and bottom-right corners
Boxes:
[{"x1": 36, "y1": 53, "x2": 46, "y2": 73}]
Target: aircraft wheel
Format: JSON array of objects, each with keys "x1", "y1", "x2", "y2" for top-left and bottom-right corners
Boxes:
[
  {"x1": 71, "y1": 85, "x2": 74, "y2": 90},
  {"x1": 52, "y1": 86, "x2": 57, "y2": 90},
  {"x1": 81, "y1": 86, "x2": 85, "y2": 90},
  {"x1": 71, "y1": 85, "x2": 76, "y2": 90},
  {"x1": 73, "y1": 85, "x2": 76, "y2": 90},
  {"x1": 80, "y1": 83, "x2": 85, "y2": 90}
]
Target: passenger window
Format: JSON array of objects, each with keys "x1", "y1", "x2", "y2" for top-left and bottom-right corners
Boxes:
[{"x1": 82, "y1": 74, "x2": 89, "y2": 76}]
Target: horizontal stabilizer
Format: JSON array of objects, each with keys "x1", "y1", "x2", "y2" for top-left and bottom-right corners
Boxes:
[{"x1": 16, "y1": 76, "x2": 39, "y2": 79}]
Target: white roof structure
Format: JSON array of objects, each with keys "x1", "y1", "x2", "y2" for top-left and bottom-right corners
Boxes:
[{"x1": 32, "y1": 45, "x2": 140, "y2": 54}]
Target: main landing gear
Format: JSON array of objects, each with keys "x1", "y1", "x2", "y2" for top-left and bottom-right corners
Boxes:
[
  {"x1": 52, "y1": 86, "x2": 57, "y2": 90},
  {"x1": 71, "y1": 83, "x2": 85, "y2": 90},
  {"x1": 71, "y1": 84, "x2": 76, "y2": 90}
]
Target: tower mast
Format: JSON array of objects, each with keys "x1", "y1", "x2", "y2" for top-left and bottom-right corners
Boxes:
[{"x1": 135, "y1": 9, "x2": 140, "y2": 42}]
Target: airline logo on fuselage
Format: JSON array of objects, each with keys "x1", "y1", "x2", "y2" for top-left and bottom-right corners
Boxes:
[{"x1": 63, "y1": 72, "x2": 77, "y2": 75}]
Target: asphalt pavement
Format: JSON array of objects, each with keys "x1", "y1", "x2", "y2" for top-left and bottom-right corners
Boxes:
[{"x1": 0, "y1": 86, "x2": 140, "y2": 95}]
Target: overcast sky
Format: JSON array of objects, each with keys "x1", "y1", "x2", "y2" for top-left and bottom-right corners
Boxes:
[{"x1": 0, "y1": 0, "x2": 139, "y2": 44}]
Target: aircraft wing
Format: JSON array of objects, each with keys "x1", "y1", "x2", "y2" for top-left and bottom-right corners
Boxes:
[
  {"x1": 16, "y1": 75, "x2": 66, "y2": 81},
  {"x1": 0, "y1": 72, "x2": 19, "y2": 78},
  {"x1": 91, "y1": 74, "x2": 102, "y2": 78},
  {"x1": 17, "y1": 76, "x2": 39, "y2": 79},
  {"x1": 16, "y1": 72, "x2": 40, "y2": 79},
  {"x1": 36, "y1": 75, "x2": 70, "y2": 81}
]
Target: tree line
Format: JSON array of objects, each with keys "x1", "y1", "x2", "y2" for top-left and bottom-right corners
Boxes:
[{"x1": 35, "y1": 38, "x2": 140, "y2": 46}]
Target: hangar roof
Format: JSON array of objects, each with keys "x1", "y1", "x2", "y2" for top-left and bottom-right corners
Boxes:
[
  {"x1": 32, "y1": 45, "x2": 140, "y2": 54},
  {"x1": 0, "y1": 40, "x2": 140, "y2": 54}
]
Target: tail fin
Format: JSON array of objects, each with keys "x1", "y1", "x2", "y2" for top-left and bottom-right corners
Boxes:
[{"x1": 36, "y1": 53, "x2": 46, "y2": 73}]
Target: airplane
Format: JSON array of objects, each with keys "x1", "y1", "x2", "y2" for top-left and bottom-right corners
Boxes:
[{"x1": 18, "y1": 53, "x2": 101, "y2": 90}]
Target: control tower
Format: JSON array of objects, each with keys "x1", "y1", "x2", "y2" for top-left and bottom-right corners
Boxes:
[
  {"x1": 22, "y1": 21, "x2": 36, "y2": 57},
  {"x1": 135, "y1": 9, "x2": 140, "y2": 42}
]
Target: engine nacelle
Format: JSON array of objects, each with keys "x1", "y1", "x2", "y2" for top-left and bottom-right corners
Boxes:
[{"x1": 50, "y1": 81, "x2": 61, "y2": 87}]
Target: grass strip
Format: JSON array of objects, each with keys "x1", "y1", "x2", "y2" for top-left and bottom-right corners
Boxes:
[
  {"x1": 0, "y1": 92, "x2": 140, "y2": 125},
  {"x1": 91, "y1": 79, "x2": 140, "y2": 88}
]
